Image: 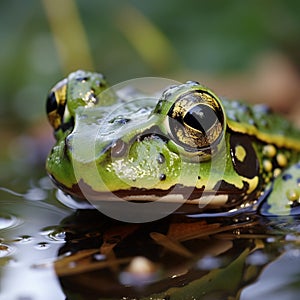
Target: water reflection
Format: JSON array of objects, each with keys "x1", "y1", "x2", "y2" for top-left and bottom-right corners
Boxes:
[
  {"x1": 54, "y1": 210, "x2": 290, "y2": 300},
  {"x1": 1, "y1": 183, "x2": 300, "y2": 299}
]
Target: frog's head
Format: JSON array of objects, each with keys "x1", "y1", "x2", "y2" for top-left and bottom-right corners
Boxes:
[{"x1": 46, "y1": 72, "x2": 262, "y2": 219}]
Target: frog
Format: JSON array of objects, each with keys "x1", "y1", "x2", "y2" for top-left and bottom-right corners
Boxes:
[{"x1": 46, "y1": 70, "x2": 300, "y2": 217}]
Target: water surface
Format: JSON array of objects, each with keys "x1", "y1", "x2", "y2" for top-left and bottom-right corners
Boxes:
[{"x1": 1, "y1": 175, "x2": 300, "y2": 300}]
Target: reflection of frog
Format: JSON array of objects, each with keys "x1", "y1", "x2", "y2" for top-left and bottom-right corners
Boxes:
[
  {"x1": 55, "y1": 211, "x2": 276, "y2": 299},
  {"x1": 46, "y1": 70, "x2": 300, "y2": 216}
]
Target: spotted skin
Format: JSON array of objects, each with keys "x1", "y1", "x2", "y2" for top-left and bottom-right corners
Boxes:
[{"x1": 260, "y1": 163, "x2": 300, "y2": 216}]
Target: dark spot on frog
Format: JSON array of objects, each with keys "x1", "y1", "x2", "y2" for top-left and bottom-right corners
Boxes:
[
  {"x1": 111, "y1": 139, "x2": 127, "y2": 157},
  {"x1": 159, "y1": 174, "x2": 166, "y2": 181},
  {"x1": 282, "y1": 173, "x2": 293, "y2": 181},
  {"x1": 76, "y1": 76, "x2": 89, "y2": 82},
  {"x1": 197, "y1": 175, "x2": 201, "y2": 180},
  {"x1": 230, "y1": 133, "x2": 259, "y2": 179},
  {"x1": 157, "y1": 153, "x2": 165, "y2": 164}
]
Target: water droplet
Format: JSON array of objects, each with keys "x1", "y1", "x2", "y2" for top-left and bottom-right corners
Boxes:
[
  {"x1": 0, "y1": 244, "x2": 15, "y2": 257},
  {"x1": 15, "y1": 235, "x2": 34, "y2": 244},
  {"x1": 40, "y1": 226, "x2": 66, "y2": 243},
  {"x1": 50, "y1": 231, "x2": 66, "y2": 242},
  {"x1": 34, "y1": 242, "x2": 50, "y2": 250}
]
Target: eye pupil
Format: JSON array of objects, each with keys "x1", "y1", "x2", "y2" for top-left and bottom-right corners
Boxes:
[
  {"x1": 46, "y1": 91, "x2": 58, "y2": 114},
  {"x1": 183, "y1": 105, "x2": 218, "y2": 133}
]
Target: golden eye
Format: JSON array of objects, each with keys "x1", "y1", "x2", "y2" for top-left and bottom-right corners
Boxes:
[
  {"x1": 46, "y1": 78, "x2": 68, "y2": 131},
  {"x1": 167, "y1": 90, "x2": 225, "y2": 155}
]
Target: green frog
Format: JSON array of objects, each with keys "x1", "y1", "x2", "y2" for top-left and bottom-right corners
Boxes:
[{"x1": 46, "y1": 70, "x2": 300, "y2": 217}]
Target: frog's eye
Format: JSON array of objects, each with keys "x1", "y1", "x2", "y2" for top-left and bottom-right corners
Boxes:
[
  {"x1": 46, "y1": 78, "x2": 69, "y2": 131},
  {"x1": 167, "y1": 90, "x2": 225, "y2": 156}
]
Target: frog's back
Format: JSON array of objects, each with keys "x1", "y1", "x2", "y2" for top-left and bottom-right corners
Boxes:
[{"x1": 222, "y1": 99, "x2": 300, "y2": 151}]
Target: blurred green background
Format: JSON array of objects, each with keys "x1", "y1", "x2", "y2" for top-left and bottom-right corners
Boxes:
[{"x1": 1, "y1": 0, "x2": 300, "y2": 184}]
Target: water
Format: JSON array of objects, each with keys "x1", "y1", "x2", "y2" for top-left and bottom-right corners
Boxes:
[
  {"x1": 1, "y1": 176, "x2": 300, "y2": 300},
  {"x1": 0, "y1": 176, "x2": 70, "y2": 300}
]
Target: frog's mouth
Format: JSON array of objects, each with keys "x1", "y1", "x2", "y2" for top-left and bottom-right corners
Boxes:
[{"x1": 53, "y1": 176, "x2": 255, "y2": 214}]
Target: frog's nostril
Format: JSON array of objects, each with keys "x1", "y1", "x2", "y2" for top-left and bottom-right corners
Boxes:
[{"x1": 111, "y1": 139, "x2": 128, "y2": 157}]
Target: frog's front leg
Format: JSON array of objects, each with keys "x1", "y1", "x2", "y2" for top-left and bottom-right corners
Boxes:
[{"x1": 260, "y1": 163, "x2": 300, "y2": 216}]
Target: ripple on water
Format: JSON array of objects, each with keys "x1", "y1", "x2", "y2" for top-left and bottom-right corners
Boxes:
[
  {"x1": 24, "y1": 187, "x2": 47, "y2": 201},
  {"x1": 0, "y1": 213, "x2": 21, "y2": 230}
]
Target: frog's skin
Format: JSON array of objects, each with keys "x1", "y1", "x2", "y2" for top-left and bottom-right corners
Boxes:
[{"x1": 46, "y1": 70, "x2": 300, "y2": 216}]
